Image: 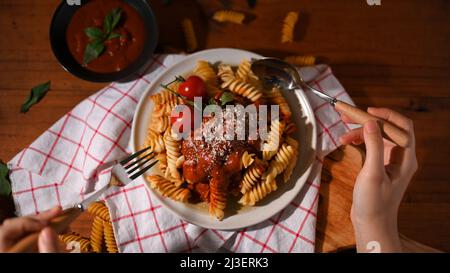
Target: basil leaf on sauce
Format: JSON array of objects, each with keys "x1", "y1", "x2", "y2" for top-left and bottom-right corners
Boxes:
[
  {"x1": 107, "y1": 32, "x2": 121, "y2": 40},
  {"x1": 104, "y1": 8, "x2": 122, "y2": 34},
  {"x1": 220, "y1": 92, "x2": 234, "y2": 106},
  {"x1": 20, "y1": 81, "x2": 51, "y2": 113},
  {"x1": 83, "y1": 8, "x2": 122, "y2": 65},
  {"x1": 83, "y1": 40, "x2": 105, "y2": 65},
  {"x1": 84, "y1": 27, "x2": 104, "y2": 40}
]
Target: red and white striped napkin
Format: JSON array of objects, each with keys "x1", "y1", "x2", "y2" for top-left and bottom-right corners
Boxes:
[{"x1": 8, "y1": 54, "x2": 354, "y2": 253}]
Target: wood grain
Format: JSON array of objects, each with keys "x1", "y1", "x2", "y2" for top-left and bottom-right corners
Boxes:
[{"x1": 0, "y1": 0, "x2": 449, "y2": 252}]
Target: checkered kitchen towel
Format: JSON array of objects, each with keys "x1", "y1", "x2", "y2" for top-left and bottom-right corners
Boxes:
[{"x1": 8, "y1": 54, "x2": 354, "y2": 253}]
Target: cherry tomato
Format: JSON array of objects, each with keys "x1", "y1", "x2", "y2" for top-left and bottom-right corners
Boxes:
[{"x1": 177, "y1": 76, "x2": 206, "y2": 100}]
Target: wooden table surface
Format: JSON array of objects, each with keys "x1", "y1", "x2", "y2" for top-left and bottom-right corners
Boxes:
[{"x1": 0, "y1": 0, "x2": 449, "y2": 252}]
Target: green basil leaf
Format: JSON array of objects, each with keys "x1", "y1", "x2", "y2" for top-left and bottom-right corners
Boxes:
[
  {"x1": 84, "y1": 27, "x2": 105, "y2": 40},
  {"x1": 83, "y1": 40, "x2": 105, "y2": 65},
  {"x1": 107, "y1": 32, "x2": 121, "y2": 40},
  {"x1": 104, "y1": 8, "x2": 122, "y2": 34},
  {"x1": 220, "y1": 91, "x2": 234, "y2": 106},
  {"x1": 20, "y1": 81, "x2": 51, "y2": 113},
  {"x1": 0, "y1": 161, "x2": 11, "y2": 197}
]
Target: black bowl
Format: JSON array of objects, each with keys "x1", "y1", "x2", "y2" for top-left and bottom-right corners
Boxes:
[{"x1": 50, "y1": 0, "x2": 158, "y2": 82}]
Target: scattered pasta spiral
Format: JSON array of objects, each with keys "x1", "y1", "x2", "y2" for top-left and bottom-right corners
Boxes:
[
  {"x1": 104, "y1": 220, "x2": 118, "y2": 253},
  {"x1": 90, "y1": 216, "x2": 104, "y2": 253},
  {"x1": 59, "y1": 233, "x2": 92, "y2": 253},
  {"x1": 265, "y1": 87, "x2": 292, "y2": 119},
  {"x1": 212, "y1": 10, "x2": 245, "y2": 24},
  {"x1": 221, "y1": 78, "x2": 262, "y2": 102},
  {"x1": 209, "y1": 176, "x2": 228, "y2": 220},
  {"x1": 241, "y1": 151, "x2": 255, "y2": 169},
  {"x1": 240, "y1": 158, "x2": 267, "y2": 194},
  {"x1": 87, "y1": 202, "x2": 111, "y2": 222},
  {"x1": 235, "y1": 60, "x2": 256, "y2": 83},
  {"x1": 281, "y1": 11, "x2": 299, "y2": 43},
  {"x1": 181, "y1": 18, "x2": 197, "y2": 52},
  {"x1": 163, "y1": 128, "x2": 182, "y2": 180},
  {"x1": 151, "y1": 89, "x2": 182, "y2": 109},
  {"x1": 217, "y1": 64, "x2": 235, "y2": 83},
  {"x1": 284, "y1": 55, "x2": 316, "y2": 66},
  {"x1": 282, "y1": 137, "x2": 299, "y2": 183},
  {"x1": 262, "y1": 119, "x2": 285, "y2": 161},
  {"x1": 155, "y1": 153, "x2": 168, "y2": 176},
  {"x1": 147, "y1": 174, "x2": 191, "y2": 202},
  {"x1": 145, "y1": 128, "x2": 165, "y2": 153}
]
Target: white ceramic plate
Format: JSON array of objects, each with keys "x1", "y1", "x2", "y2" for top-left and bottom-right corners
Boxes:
[{"x1": 131, "y1": 48, "x2": 317, "y2": 230}]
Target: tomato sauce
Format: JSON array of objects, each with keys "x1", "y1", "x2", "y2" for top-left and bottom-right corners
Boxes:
[
  {"x1": 66, "y1": 0, "x2": 146, "y2": 73},
  {"x1": 181, "y1": 115, "x2": 260, "y2": 202}
]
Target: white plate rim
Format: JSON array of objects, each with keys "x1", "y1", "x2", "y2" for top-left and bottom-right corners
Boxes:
[{"x1": 131, "y1": 48, "x2": 317, "y2": 230}]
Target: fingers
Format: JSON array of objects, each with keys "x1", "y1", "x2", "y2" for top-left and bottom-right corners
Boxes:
[
  {"x1": 340, "y1": 127, "x2": 364, "y2": 145},
  {"x1": 33, "y1": 206, "x2": 62, "y2": 224},
  {"x1": 367, "y1": 107, "x2": 414, "y2": 134},
  {"x1": 1, "y1": 217, "x2": 44, "y2": 241},
  {"x1": 38, "y1": 227, "x2": 60, "y2": 253},
  {"x1": 340, "y1": 113, "x2": 355, "y2": 124},
  {"x1": 361, "y1": 120, "x2": 385, "y2": 177}
]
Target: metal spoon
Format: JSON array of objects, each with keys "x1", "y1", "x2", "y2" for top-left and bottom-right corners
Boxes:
[{"x1": 251, "y1": 57, "x2": 409, "y2": 148}]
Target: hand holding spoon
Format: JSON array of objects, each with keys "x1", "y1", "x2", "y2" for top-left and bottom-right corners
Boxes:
[{"x1": 251, "y1": 58, "x2": 410, "y2": 148}]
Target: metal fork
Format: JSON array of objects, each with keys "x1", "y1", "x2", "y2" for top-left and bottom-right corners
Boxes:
[{"x1": 8, "y1": 146, "x2": 158, "y2": 253}]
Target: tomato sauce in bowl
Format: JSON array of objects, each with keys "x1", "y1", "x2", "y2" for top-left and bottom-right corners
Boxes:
[{"x1": 65, "y1": 0, "x2": 146, "y2": 73}]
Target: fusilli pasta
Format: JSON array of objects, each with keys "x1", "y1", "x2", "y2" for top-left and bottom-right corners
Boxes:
[
  {"x1": 221, "y1": 78, "x2": 262, "y2": 102},
  {"x1": 265, "y1": 87, "x2": 292, "y2": 119},
  {"x1": 281, "y1": 11, "x2": 299, "y2": 43},
  {"x1": 181, "y1": 18, "x2": 197, "y2": 52},
  {"x1": 163, "y1": 128, "x2": 182, "y2": 180},
  {"x1": 262, "y1": 119, "x2": 285, "y2": 161},
  {"x1": 87, "y1": 202, "x2": 110, "y2": 222},
  {"x1": 59, "y1": 233, "x2": 92, "y2": 253},
  {"x1": 147, "y1": 174, "x2": 191, "y2": 202},
  {"x1": 240, "y1": 158, "x2": 267, "y2": 194},
  {"x1": 90, "y1": 216, "x2": 104, "y2": 253},
  {"x1": 104, "y1": 220, "x2": 118, "y2": 253},
  {"x1": 217, "y1": 64, "x2": 235, "y2": 83},
  {"x1": 284, "y1": 55, "x2": 316, "y2": 66},
  {"x1": 213, "y1": 10, "x2": 245, "y2": 24}
]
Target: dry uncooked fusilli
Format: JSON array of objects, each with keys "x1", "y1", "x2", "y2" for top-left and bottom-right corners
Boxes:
[
  {"x1": 87, "y1": 202, "x2": 110, "y2": 222},
  {"x1": 213, "y1": 10, "x2": 245, "y2": 24},
  {"x1": 181, "y1": 18, "x2": 197, "y2": 52},
  {"x1": 90, "y1": 216, "x2": 104, "y2": 253},
  {"x1": 59, "y1": 233, "x2": 92, "y2": 253},
  {"x1": 284, "y1": 55, "x2": 316, "y2": 66},
  {"x1": 281, "y1": 11, "x2": 299, "y2": 43},
  {"x1": 104, "y1": 220, "x2": 118, "y2": 253}
]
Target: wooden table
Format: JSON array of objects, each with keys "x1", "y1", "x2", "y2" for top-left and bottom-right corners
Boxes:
[{"x1": 0, "y1": 0, "x2": 449, "y2": 252}]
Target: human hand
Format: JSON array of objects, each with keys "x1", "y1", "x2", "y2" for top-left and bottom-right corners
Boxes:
[
  {"x1": 339, "y1": 108, "x2": 418, "y2": 252},
  {"x1": 0, "y1": 206, "x2": 62, "y2": 253}
]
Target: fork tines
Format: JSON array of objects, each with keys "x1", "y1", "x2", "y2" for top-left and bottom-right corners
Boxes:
[{"x1": 120, "y1": 146, "x2": 158, "y2": 180}]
